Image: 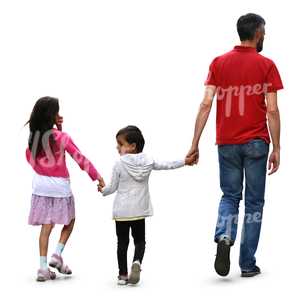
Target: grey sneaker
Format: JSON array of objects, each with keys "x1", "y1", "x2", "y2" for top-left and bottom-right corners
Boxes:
[
  {"x1": 214, "y1": 236, "x2": 231, "y2": 276},
  {"x1": 241, "y1": 266, "x2": 261, "y2": 277},
  {"x1": 117, "y1": 275, "x2": 128, "y2": 285},
  {"x1": 128, "y1": 260, "x2": 141, "y2": 284}
]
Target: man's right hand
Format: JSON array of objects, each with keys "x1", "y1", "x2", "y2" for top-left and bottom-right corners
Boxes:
[
  {"x1": 185, "y1": 145, "x2": 199, "y2": 165},
  {"x1": 268, "y1": 149, "x2": 280, "y2": 175}
]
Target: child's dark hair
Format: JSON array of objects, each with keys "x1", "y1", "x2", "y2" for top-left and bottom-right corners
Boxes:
[
  {"x1": 116, "y1": 125, "x2": 145, "y2": 153},
  {"x1": 25, "y1": 96, "x2": 59, "y2": 159}
]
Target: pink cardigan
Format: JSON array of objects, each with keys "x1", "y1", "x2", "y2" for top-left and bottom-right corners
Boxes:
[{"x1": 26, "y1": 129, "x2": 100, "y2": 181}]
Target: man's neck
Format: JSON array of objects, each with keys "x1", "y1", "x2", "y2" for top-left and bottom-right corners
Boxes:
[{"x1": 240, "y1": 40, "x2": 257, "y2": 49}]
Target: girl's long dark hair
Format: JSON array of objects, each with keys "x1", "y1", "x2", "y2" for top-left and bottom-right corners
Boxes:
[{"x1": 25, "y1": 96, "x2": 59, "y2": 159}]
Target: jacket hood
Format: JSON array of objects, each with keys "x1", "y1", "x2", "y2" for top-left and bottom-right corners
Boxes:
[{"x1": 120, "y1": 152, "x2": 153, "y2": 181}]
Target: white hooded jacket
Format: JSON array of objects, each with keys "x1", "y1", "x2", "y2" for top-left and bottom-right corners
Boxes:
[{"x1": 102, "y1": 152, "x2": 185, "y2": 220}]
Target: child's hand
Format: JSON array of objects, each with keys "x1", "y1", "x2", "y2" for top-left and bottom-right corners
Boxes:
[
  {"x1": 186, "y1": 145, "x2": 199, "y2": 165},
  {"x1": 97, "y1": 177, "x2": 106, "y2": 193},
  {"x1": 55, "y1": 114, "x2": 63, "y2": 131},
  {"x1": 97, "y1": 184, "x2": 103, "y2": 193},
  {"x1": 185, "y1": 152, "x2": 199, "y2": 166}
]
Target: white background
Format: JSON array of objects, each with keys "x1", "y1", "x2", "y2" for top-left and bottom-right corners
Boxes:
[{"x1": 1, "y1": 0, "x2": 298, "y2": 299}]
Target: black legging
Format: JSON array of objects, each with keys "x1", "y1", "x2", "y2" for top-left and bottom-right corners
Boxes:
[{"x1": 115, "y1": 219, "x2": 146, "y2": 275}]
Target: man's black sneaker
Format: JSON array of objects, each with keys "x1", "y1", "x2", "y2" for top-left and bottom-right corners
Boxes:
[
  {"x1": 241, "y1": 266, "x2": 261, "y2": 277},
  {"x1": 214, "y1": 236, "x2": 231, "y2": 277}
]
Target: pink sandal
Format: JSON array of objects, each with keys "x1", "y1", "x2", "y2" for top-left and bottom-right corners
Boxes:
[
  {"x1": 49, "y1": 254, "x2": 72, "y2": 275},
  {"x1": 37, "y1": 268, "x2": 56, "y2": 282}
]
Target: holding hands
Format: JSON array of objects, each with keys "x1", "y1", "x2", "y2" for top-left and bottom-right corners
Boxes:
[
  {"x1": 185, "y1": 147, "x2": 199, "y2": 166},
  {"x1": 97, "y1": 177, "x2": 106, "y2": 193}
]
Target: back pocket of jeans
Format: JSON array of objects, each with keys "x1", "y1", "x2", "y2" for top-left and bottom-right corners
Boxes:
[
  {"x1": 249, "y1": 140, "x2": 269, "y2": 158},
  {"x1": 218, "y1": 145, "x2": 234, "y2": 159}
]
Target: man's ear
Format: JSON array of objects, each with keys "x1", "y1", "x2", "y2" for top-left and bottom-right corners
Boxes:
[{"x1": 256, "y1": 29, "x2": 262, "y2": 40}]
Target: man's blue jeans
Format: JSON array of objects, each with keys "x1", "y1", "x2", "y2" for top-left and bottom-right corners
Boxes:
[{"x1": 214, "y1": 139, "x2": 269, "y2": 271}]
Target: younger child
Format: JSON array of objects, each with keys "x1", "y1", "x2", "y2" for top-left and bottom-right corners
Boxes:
[
  {"x1": 98, "y1": 125, "x2": 197, "y2": 285},
  {"x1": 25, "y1": 96, "x2": 104, "y2": 281}
]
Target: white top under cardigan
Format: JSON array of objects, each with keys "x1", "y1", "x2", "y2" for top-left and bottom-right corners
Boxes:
[{"x1": 102, "y1": 152, "x2": 185, "y2": 220}]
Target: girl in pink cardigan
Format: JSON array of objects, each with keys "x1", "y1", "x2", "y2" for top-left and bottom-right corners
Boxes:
[{"x1": 25, "y1": 96, "x2": 104, "y2": 281}]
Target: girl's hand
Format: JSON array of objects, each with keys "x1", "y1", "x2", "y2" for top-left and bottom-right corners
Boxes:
[
  {"x1": 97, "y1": 184, "x2": 103, "y2": 193},
  {"x1": 185, "y1": 152, "x2": 199, "y2": 166},
  {"x1": 55, "y1": 114, "x2": 63, "y2": 131},
  {"x1": 97, "y1": 177, "x2": 106, "y2": 193}
]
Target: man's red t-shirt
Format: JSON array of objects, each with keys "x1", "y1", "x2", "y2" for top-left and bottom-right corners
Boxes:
[{"x1": 204, "y1": 46, "x2": 283, "y2": 145}]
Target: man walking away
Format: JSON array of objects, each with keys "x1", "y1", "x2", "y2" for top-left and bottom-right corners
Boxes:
[{"x1": 186, "y1": 13, "x2": 283, "y2": 277}]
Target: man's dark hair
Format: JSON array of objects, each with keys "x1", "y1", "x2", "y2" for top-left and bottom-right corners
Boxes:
[
  {"x1": 237, "y1": 13, "x2": 266, "y2": 41},
  {"x1": 116, "y1": 125, "x2": 145, "y2": 153}
]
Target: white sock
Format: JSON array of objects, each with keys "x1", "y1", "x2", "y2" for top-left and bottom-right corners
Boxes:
[
  {"x1": 37, "y1": 256, "x2": 48, "y2": 277},
  {"x1": 55, "y1": 243, "x2": 65, "y2": 257},
  {"x1": 40, "y1": 256, "x2": 48, "y2": 271},
  {"x1": 52, "y1": 243, "x2": 66, "y2": 267}
]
